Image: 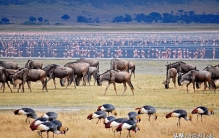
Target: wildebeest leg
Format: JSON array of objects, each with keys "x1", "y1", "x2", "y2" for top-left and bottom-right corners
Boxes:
[
  {"x1": 2, "y1": 82, "x2": 5, "y2": 92},
  {"x1": 21, "y1": 81, "x2": 25, "y2": 92},
  {"x1": 44, "y1": 78, "x2": 48, "y2": 91},
  {"x1": 27, "y1": 81, "x2": 32, "y2": 92},
  {"x1": 122, "y1": 82, "x2": 127, "y2": 95},
  {"x1": 127, "y1": 81, "x2": 134, "y2": 95},
  {"x1": 82, "y1": 74, "x2": 86, "y2": 86},
  {"x1": 203, "y1": 81, "x2": 207, "y2": 93},
  {"x1": 85, "y1": 74, "x2": 90, "y2": 86},
  {"x1": 17, "y1": 83, "x2": 22, "y2": 92},
  {"x1": 53, "y1": 78, "x2": 56, "y2": 89},
  {"x1": 173, "y1": 78, "x2": 176, "y2": 87},
  {"x1": 113, "y1": 83, "x2": 117, "y2": 95},
  {"x1": 186, "y1": 82, "x2": 191, "y2": 94},
  {"x1": 192, "y1": 82, "x2": 196, "y2": 93},
  {"x1": 41, "y1": 79, "x2": 48, "y2": 92},
  {"x1": 104, "y1": 83, "x2": 111, "y2": 96},
  {"x1": 6, "y1": 81, "x2": 12, "y2": 92}
]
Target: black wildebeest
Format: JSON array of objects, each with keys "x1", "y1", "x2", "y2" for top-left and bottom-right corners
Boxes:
[
  {"x1": 110, "y1": 59, "x2": 129, "y2": 72},
  {"x1": 64, "y1": 62, "x2": 90, "y2": 86},
  {"x1": 11, "y1": 68, "x2": 48, "y2": 92},
  {"x1": 97, "y1": 69, "x2": 134, "y2": 96},
  {"x1": 179, "y1": 70, "x2": 216, "y2": 93},
  {"x1": 25, "y1": 60, "x2": 43, "y2": 69},
  {"x1": 43, "y1": 64, "x2": 76, "y2": 89},
  {"x1": 162, "y1": 68, "x2": 177, "y2": 89},
  {"x1": 76, "y1": 58, "x2": 99, "y2": 71},
  {"x1": 0, "y1": 61, "x2": 19, "y2": 69},
  {"x1": 129, "y1": 61, "x2": 135, "y2": 78}
]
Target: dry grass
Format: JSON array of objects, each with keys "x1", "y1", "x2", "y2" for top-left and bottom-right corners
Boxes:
[
  {"x1": 0, "y1": 59, "x2": 219, "y2": 138},
  {"x1": 0, "y1": 110, "x2": 218, "y2": 138}
]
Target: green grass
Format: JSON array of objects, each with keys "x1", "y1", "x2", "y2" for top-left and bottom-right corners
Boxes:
[{"x1": 0, "y1": 59, "x2": 219, "y2": 110}]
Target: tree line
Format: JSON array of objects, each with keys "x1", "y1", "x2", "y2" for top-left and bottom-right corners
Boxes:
[{"x1": 1, "y1": 10, "x2": 219, "y2": 25}]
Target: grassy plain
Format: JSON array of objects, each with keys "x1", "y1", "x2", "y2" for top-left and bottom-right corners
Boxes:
[{"x1": 0, "y1": 59, "x2": 219, "y2": 138}]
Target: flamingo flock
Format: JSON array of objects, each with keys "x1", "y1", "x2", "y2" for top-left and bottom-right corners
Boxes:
[{"x1": 0, "y1": 32, "x2": 218, "y2": 59}]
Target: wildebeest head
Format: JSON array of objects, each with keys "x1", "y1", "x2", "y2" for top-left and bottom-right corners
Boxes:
[
  {"x1": 162, "y1": 80, "x2": 170, "y2": 89},
  {"x1": 96, "y1": 74, "x2": 101, "y2": 86},
  {"x1": 11, "y1": 68, "x2": 29, "y2": 84},
  {"x1": 179, "y1": 71, "x2": 195, "y2": 86},
  {"x1": 96, "y1": 70, "x2": 112, "y2": 86}
]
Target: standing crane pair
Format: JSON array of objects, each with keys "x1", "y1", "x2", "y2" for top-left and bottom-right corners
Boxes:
[{"x1": 166, "y1": 106, "x2": 214, "y2": 126}]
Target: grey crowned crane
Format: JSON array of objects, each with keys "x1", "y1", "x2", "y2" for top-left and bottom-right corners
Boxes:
[
  {"x1": 41, "y1": 112, "x2": 58, "y2": 121},
  {"x1": 14, "y1": 108, "x2": 38, "y2": 123},
  {"x1": 87, "y1": 111, "x2": 107, "y2": 124},
  {"x1": 115, "y1": 120, "x2": 140, "y2": 137},
  {"x1": 104, "y1": 118, "x2": 128, "y2": 135},
  {"x1": 135, "y1": 105, "x2": 157, "y2": 121},
  {"x1": 97, "y1": 104, "x2": 117, "y2": 116},
  {"x1": 127, "y1": 111, "x2": 141, "y2": 123},
  {"x1": 166, "y1": 109, "x2": 192, "y2": 126},
  {"x1": 103, "y1": 116, "x2": 116, "y2": 124},
  {"x1": 191, "y1": 106, "x2": 214, "y2": 121},
  {"x1": 30, "y1": 122, "x2": 65, "y2": 138}
]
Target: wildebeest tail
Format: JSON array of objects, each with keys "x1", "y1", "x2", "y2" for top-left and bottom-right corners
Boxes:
[{"x1": 132, "y1": 65, "x2": 135, "y2": 78}]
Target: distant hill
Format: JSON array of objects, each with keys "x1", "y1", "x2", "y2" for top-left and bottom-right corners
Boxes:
[{"x1": 0, "y1": 0, "x2": 219, "y2": 25}]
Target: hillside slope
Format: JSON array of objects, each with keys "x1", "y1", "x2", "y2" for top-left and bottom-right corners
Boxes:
[{"x1": 0, "y1": 0, "x2": 219, "y2": 25}]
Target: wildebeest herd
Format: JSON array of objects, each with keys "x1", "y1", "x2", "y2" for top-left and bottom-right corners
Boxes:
[
  {"x1": 163, "y1": 61, "x2": 219, "y2": 93},
  {"x1": 0, "y1": 58, "x2": 137, "y2": 95}
]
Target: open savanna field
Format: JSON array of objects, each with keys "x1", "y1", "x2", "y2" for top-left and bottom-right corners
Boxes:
[{"x1": 0, "y1": 58, "x2": 219, "y2": 138}]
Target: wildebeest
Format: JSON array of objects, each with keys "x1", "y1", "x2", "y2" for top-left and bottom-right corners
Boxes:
[
  {"x1": 203, "y1": 65, "x2": 219, "y2": 80},
  {"x1": 166, "y1": 61, "x2": 196, "y2": 75},
  {"x1": 43, "y1": 64, "x2": 76, "y2": 89},
  {"x1": 87, "y1": 66, "x2": 98, "y2": 86},
  {"x1": 64, "y1": 62, "x2": 90, "y2": 86},
  {"x1": 0, "y1": 61, "x2": 19, "y2": 69},
  {"x1": 76, "y1": 66, "x2": 98, "y2": 86},
  {"x1": 129, "y1": 61, "x2": 135, "y2": 78},
  {"x1": 0, "y1": 67, "x2": 12, "y2": 92},
  {"x1": 179, "y1": 70, "x2": 216, "y2": 93},
  {"x1": 96, "y1": 69, "x2": 134, "y2": 96},
  {"x1": 25, "y1": 60, "x2": 43, "y2": 69},
  {"x1": 11, "y1": 68, "x2": 48, "y2": 92},
  {"x1": 162, "y1": 68, "x2": 177, "y2": 89},
  {"x1": 110, "y1": 59, "x2": 129, "y2": 72},
  {"x1": 76, "y1": 58, "x2": 99, "y2": 71}
]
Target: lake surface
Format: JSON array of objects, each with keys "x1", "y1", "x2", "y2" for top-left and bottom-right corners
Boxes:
[{"x1": 0, "y1": 31, "x2": 219, "y2": 59}]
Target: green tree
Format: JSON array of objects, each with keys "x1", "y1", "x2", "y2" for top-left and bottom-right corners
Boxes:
[
  {"x1": 123, "y1": 14, "x2": 132, "y2": 23},
  {"x1": 112, "y1": 16, "x2": 123, "y2": 22},
  {"x1": 29, "y1": 16, "x2": 36, "y2": 22},
  {"x1": 38, "y1": 17, "x2": 43, "y2": 22},
  {"x1": 1, "y1": 17, "x2": 10, "y2": 23},
  {"x1": 61, "y1": 14, "x2": 70, "y2": 20},
  {"x1": 77, "y1": 15, "x2": 88, "y2": 23}
]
